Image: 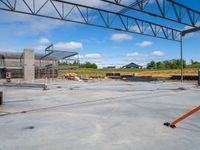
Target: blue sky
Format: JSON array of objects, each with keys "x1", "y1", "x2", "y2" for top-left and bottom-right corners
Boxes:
[{"x1": 0, "y1": 0, "x2": 200, "y2": 68}]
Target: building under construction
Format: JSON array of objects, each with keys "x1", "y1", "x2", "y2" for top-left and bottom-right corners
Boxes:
[{"x1": 0, "y1": 48, "x2": 79, "y2": 81}]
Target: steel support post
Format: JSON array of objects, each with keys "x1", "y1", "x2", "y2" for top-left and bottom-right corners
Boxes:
[{"x1": 180, "y1": 36, "x2": 183, "y2": 82}]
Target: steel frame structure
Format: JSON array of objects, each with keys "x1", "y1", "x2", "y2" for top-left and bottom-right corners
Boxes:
[
  {"x1": 117, "y1": 0, "x2": 150, "y2": 14},
  {"x1": 102, "y1": 0, "x2": 200, "y2": 27},
  {"x1": 37, "y1": 44, "x2": 79, "y2": 79},
  {"x1": 0, "y1": 0, "x2": 181, "y2": 41},
  {"x1": 41, "y1": 44, "x2": 79, "y2": 60},
  {"x1": 100, "y1": 0, "x2": 200, "y2": 82},
  {"x1": 0, "y1": 0, "x2": 200, "y2": 82}
]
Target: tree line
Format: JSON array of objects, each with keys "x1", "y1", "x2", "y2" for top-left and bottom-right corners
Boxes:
[
  {"x1": 147, "y1": 59, "x2": 200, "y2": 69},
  {"x1": 59, "y1": 59, "x2": 200, "y2": 69},
  {"x1": 58, "y1": 61, "x2": 97, "y2": 69}
]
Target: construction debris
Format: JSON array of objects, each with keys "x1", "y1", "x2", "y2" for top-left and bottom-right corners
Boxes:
[{"x1": 64, "y1": 73, "x2": 82, "y2": 81}]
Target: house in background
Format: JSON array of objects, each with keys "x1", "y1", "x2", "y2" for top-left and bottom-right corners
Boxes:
[{"x1": 122, "y1": 62, "x2": 142, "y2": 69}]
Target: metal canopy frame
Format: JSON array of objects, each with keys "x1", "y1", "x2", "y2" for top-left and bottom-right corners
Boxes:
[
  {"x1": 0, "y1": 0, "x2": 200, "y2": 82},
  {"x1": 38, "y1": 44, "x2": 79, "y2": 79},
  {"x1": 40, "y1": 50, "x2": 78, "y2": 60},
  {"x1": 40, "y1": 44, "x2": 78, "y2": 60}
]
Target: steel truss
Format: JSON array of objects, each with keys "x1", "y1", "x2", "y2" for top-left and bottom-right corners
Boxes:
[
  {"x1": 117, "y1": 0, "x2": 150, "y2": 14},
  {"x1": 0, "y1": 0, "x2": 181, "y2": 41},
  {"x1": 102, "y1": 0, "x2": 200, "y2": 27}
]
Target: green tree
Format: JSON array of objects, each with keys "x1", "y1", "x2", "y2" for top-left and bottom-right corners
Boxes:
[
  {"x1": 147, "y1": 59, "x2": 186, "y2": 69},
  {"x1": 187, "y1": 60, "x2": 200, "y2": 68},
  {"x1": 80, "y1": 62, "x2": 97, "y2": 69},
  {"x1": 147, "y1": 61, "x2": 156, "y2": 69},
  {"x1": 58, "y1": 61, "x2": 97, "y2": 69},
  {"x1": 156, "y1": 61, "x2": 165, "y2": 69}
]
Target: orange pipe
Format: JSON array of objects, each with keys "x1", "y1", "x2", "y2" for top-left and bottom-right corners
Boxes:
[{"x1": 171, "y1": 105, "x2": 200, "y2": 125}]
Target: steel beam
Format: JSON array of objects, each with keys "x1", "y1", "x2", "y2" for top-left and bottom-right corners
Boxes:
[
  {"x1": 181, "y1": 27, "x2": 200, "y2": 36},
  {"x1": 102, "y1": 0, "x2": 200, "y2": 27},
  {"x1": 40, "y1": 51, "x2": 54, "y2": 60},
  {"x1": 0, "y1": 0, "x2": 181, "y2": 41},
  {"x1": 118, "y1": 0, "x2": 150, "y2": 14},
  {"x1": 45, "y1": 44, "x2": 54, "y2": 51}
]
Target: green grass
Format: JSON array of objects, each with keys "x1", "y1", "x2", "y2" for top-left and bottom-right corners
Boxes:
[
  {"x1": 59, "y1": 68, "x2": 144, "y2": 74},
  {"x1": 58, "y1": 68, "x2": 199, "y2": 77}
]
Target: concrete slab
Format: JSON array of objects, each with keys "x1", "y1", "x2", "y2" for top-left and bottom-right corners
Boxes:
[{"x1": 0, "y1": 80, "x2": 199, "y2": 150}]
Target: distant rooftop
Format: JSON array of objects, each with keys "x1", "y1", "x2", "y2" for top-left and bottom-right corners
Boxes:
[{"x1": 123, "y1": 62, "x2": 142, "y2": 68}]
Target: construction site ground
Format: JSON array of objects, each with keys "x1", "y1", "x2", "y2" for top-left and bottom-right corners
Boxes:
[
  {"x1": 0, "y1": 80, "x2": 200, "y2": 150},
  {"x1": 58, "y1": 68, "x2": 199, "y2": 78}
]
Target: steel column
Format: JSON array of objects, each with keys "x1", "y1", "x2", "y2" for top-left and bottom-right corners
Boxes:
[{"x1": 180, "y1": 36, "x2": 183, "y2": 82}]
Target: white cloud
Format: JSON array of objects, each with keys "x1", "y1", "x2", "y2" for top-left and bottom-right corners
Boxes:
[
  {"x1": 151, "y1": 51, "x2": 165, "y2": 56},
  {"x1": 35, "y1": 45, "x2": 47, "y2": 50},
  {"x1": 136, "y1": 41, "x2": 153, "y2": 47},
  {"x1": 39, "y1": 38, "x2": 50, "y2": 44},
  {"x1": 1, "y1": 12, "x2": 64, "y2": 35},
  {"x1": 54, "y1": 42, "x2": 83, "y2": 50},
  {"x1": 130, "y1": 26, "x2": 140, "y2": 32},
  {"x1": 130, "y1": 25, "x2": 151, "y2": 33},
  {"x1": 127, "y1": 52, "x2": 139, "y2": 57},
  {"x1": 126, "y1": 52, "x2": 148, "y2": 57},
  {"x1": 35, "y1": 41, "x2": 83, "y2": 51},
  {"x1": 78, "y1": 55, "x2": 84, "y2": 59},
  {"x1": 111, "y1": 33, "x2": 133, "y2": 41},
  {"x1": 84, "y1": 53, "x2": 102, "y2": 59},
  {"x1": 79, "y1": 53, "x2": 102, "y2": 59}
]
